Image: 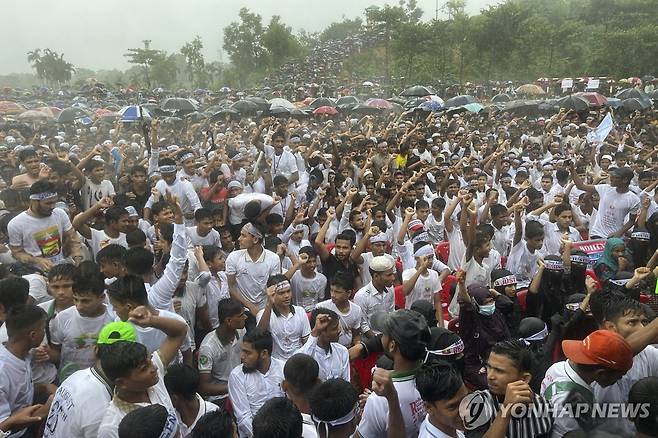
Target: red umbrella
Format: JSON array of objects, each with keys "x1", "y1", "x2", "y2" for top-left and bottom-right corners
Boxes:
[
  {"x1": 365, "y1": 98, "x2": 393, "y2": 109},
  {"x1": 0, "y1": 101, "x2": 26, "y2": 115},
  {"x1": 313, "y1": 106, "x2": 338, "y2": 115},
  {"x1": 575, "y1": 92, "x2": 608, "y2": 107}
]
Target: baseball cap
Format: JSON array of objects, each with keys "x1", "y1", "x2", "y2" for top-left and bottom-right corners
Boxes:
[
  {"x1": 562, "y1": 330, "x2": 633, "y2": 372},
  {"x1": 382, "y1": 309, "x2": 430, "y2": 347},
  {"x1": 97, "y1": 321, "x2": 137, "y2": 345}
]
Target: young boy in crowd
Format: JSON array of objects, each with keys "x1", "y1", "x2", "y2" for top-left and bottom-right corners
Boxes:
[
  {"x1": 507, "y1": 202, "x2": 545, "y2": 289},
  {"x1": 144, "y1": 200, "x2": 175, "y2": 245},
  {"x1": 0, "y1": 277, "x2": 30, "y2": 343},
  {"x1": 285, "y1": 246, "x2": 327, "y2": 312},
  {"x1": 95, "y1": 244, "x2": 127, "y2": 280},
  {"x1": 0, "y1": 304, "x2": 51, "y2": 437},
  {"x1": 97, "y1": 306, "x2": 188, "y2": 438},
  {"x1": 198, "y1": 298, "x2": 247, "y2": 406},
  {"x1": 49, "y1": 262, "x2": 115, "y2": 382},
  {"x1": 316, "y1": 271, "x2": 362, "y2": 348},
  {"x1": 72, "y1": 198, "x2": 129, "y2": 260},
  {"x1": 198, "y1": 245, "x2": 229, "y2": 328},
  {"x1": 297, "y1": 309, "x2": 350, "y2": 382},
  {"x1": 188, "y1": 208, "x2": 221, "y2": 247},
  {"x1": 79, "y1": 158, "x2": 115, "y2": 212}
]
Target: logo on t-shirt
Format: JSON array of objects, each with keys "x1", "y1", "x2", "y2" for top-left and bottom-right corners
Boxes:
[{"x1": 33, "y1": 225, "x2": 62, "y2": 258}]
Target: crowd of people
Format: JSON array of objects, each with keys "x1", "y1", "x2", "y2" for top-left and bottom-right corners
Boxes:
[{"x1": 0, "y1": 73, "x2": 657, "y2": 438}]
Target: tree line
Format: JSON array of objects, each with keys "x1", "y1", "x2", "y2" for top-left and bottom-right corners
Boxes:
[{"x1": 8, "y1": 0, "x2": 657, "y2": 91}]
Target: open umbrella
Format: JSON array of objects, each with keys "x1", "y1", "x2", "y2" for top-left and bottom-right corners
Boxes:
[
  {"x1": 119, "y1": 105, "x2": 151, "y2": 122},
  {"x1": 400, "y1": 85, "x2": 436, "y2": 97},
  {"x1": 417, "y1": 101, "x2": 442, "y2": 112},
  {"x1": 651, "y1": 90, "x2": 658, "y2": 100},
  {"x1": 387, "y1": 97, "x2": 407, "y2": 105},
  {"x1": 444, "y1": 95, "x2": 478, "y2": 108},
  {"x1": 615, "y1": 88, "x2": 651, "y2": 106},
  {"x1": 36, "y1": 107, "x2": 60, "y2": 117},
  {"x1": 161, "y1": 97, "x2": 198, "y2": 112},
  {"x1": 622, "y1": 98, "x2": 651, "y2": 111},
  {"x1": 404, "y1": 97, "x2": 427, "y2": 109},
  {"x1": 313, "y1": 106, "x2": 338, "y2": 115},
  {"x1": 556, "y1": 95, "x2": 590, "y2": 112},
  {"x1": 245, "y1": 96, "x2": 270, "y2": 111},
  {"x1": 365, "y1": 98, "x2": 393, "y2": 110},
  {"x1": 230, "y1": 100, "x2": 260, "y2": 115},
  {"x1": 268, "y1": 106, "x2": 292, "y2": 117},
  {"x1": 350, "y1": 104, "x2": 381, "y2": 115},
  {"x1": 0, "y1": 101, "x2": 26, "y2": 115},
  {"x1": 605, "y1": 98, "x2": 624, "y2": 109},
  {"x1": 515, "y1": 84, "x2": 546, "y2": 96},
  {"x1": 335, "y1": 96, "x2": 360, "y2": 106},
  {"x1": 267, "y1": 98, "x2": 295, "y2": 109},
  {"x1": 309, "y1": 97, "x2": 335, "y2": 110},
  {"x1": 362, "y1": 81, "x2": 374, "y2": 87},
  {"x1": 491, "y1": 93, "x2": 512, "y2": 103},
  {"x1": 18, "y1": 110, "x2": 53, "y2": 121},
  {"x1": 574, "y1": 92, "x2": 607, "y2": 107},
  {"x1": 503, "y1": 100, "x2": 540, "y2": 115},
  {"x1": 56, "y1": 107, "x2": 92, "y2": 123}
]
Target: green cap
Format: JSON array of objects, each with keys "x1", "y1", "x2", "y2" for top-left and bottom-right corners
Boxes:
[{"x1": 97, "y1": 321, "x2": 137, "y2": 345}]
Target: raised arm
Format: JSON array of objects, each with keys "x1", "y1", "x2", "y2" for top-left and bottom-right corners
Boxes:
[
  {"x1": 314, "y1": 207, "x2": 336, "y2": 262},
  {"x1": 72, "y1": 196, "x2": 113, "y2": 240},
  {"x1": 569, "y1": 163, "x2": 596, "y2": 193},
  {"x1": 129, "y1": 306, "x2": 188, "y2": 365}
]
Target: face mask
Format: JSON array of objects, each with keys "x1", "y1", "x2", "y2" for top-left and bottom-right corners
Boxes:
[{"x1": 478, "y1": 302, "x2": 496, "y2": 316}]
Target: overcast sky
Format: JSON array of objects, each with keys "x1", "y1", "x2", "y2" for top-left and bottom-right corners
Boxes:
[{"x1": 1, "y1": 0, "x2": 501, "y2": 74}]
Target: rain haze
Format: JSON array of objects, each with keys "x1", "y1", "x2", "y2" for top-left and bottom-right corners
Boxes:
[{"x1": 1, "y1": 0, "x2": 501, "y2": 74}]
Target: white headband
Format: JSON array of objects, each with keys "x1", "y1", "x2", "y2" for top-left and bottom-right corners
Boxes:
[
  {"x1": 544, "y1": 260, "x2": 564, "y2": 271},
  {"x1": 30, "y1": 192, "x2": 57, "y2": 201},
  {"x1": 493, "y1": 275, "x2": 517, "y2": 288},
  {"x1": 313, "y1": 402, "x2": 358, "y2": 437},
  {"x1": 570, "y1": 255, "x2": 590, "y2": 265},
  {"x1": 423, "y1": 339, "x2": 465, "y2": 363},
  {"x1": 179, "y1": 152, "x2": 195, "y2": 162},
  {"x1": 519, "y1": 324, "x2": 548, "y2": 345},
  {"x1": 414, "y1": 244, "x2": 434, "y2": 258}
]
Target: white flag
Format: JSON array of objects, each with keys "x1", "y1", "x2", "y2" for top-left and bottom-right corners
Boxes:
[{"x1": 586, "y1": 113, "x2": 614, "y2": 145}]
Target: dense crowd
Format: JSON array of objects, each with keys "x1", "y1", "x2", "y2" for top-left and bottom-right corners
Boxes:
[{"x1": 0, "y1": 75, "x2": 657, "y2": 438}]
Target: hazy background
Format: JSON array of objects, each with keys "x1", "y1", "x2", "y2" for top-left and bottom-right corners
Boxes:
[{"x1": 1, "y1": 0, "x2": 501, "y2": 74}]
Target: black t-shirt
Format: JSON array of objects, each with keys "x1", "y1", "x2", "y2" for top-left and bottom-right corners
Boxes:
[{"x1": 321, "y1": 253, "x2": 359, "y2": 299}]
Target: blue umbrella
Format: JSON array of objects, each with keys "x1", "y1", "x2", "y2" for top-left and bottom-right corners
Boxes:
[
  {"x1": 418, "y1": 101, "x2": 443, "y2": 112},
  {"x1": 119, "y1": 105, "x2": 151, "y2": 122}
]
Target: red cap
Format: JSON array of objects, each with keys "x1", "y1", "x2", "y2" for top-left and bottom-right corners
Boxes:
[{"x1": 562, "y1": 330, "x2": 633, "y2": 372}]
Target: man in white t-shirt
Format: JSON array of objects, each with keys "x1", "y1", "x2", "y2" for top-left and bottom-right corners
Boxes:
[
  {"x1": 8, "y1": 181, "x2": 83, "y2": 272},
  {"x1": 402, "y1": 244, "x2": 446, "y2": 310},
  {"x1": 72, "y1": 198, "x2": 129, "y2": 259},
  {"x1": 79, "y1": 158, "x2": 116, "y2": 212},
  {"x1": 44, "y1": 321, "x2": 138, "y2": 438},
  {"x1": 257, "y1": 276, "x2": 311, "y2": 361},
  {"x1": 571, "y1": 165, "x2": 640, "y2": 238},
  {"x1": 228, "y1": 328, "x2": 285, "y2": 438},
  {"x1": 198, "y1": 299, "x2": 247, "y2": 403},
  {"x1": 144, "y1": 159, "x2": 202, "y2": 226},
  {"x1": 357, "y1": 310, "x2": 430, "y2": 438},
  {"x1": 226, "y1": 222, "x2": 281, "y2": 317},
  {"x1": 225, "y1": 183, "x2": 274, "y2": 227},
  {"x1": 97, "y1": 307, "x2": 188, "y2": 438}
]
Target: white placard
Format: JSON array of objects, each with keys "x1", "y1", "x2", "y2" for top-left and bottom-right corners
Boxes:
[
  {"x1": 587, "y1": 79, "x2": 600, "y2": 89},
  {"x1": 561, "y1": 79, "x2": 573, "y2": 89}
]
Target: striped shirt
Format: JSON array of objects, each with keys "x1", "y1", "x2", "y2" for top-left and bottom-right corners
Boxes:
[{"x1": 464, "y1": 389, "x2": 553, "y2": 438}]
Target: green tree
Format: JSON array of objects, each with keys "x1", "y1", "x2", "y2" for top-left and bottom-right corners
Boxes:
[
  {"x1": 124, "y1": 40, "x2": 166, "y2": 88},
  {"x1": 319, "y1": 17, "x2": 363, "y2": 41},
  {"x1": 181, "y1": 36, "x2": 208, "y2": 87},
  {"x1": 262, "y1": 16, "x2": 304, "y2": 69},
  {"x1": 27, "y1": 48, "x2": 75, "y2": 86},
  {"x1": 223, "y1": 8, "x2": 266, "y2": 84}
]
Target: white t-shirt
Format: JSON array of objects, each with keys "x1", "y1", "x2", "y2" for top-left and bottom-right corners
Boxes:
[
  {"x1": 43, "y1": 367, "x2": 112, "y2": 438},
  {"x1": 175, "y1": 281, "x2": 207, "y2": 350},
  {"x1": 197, "y1": 329, "x2": 245, "y2": 401},
  {"x1": 176, "y1": 394, "x2": 219, "y2": 438},
  {"x1": 187, "y1": 226, "x2": 220, "y2": 248},
  {"x1": 8, "y1": 208, "x2": 72, "y2": 264},
  {"x1": 506, "y1": 240, "x2": 541, "y2": 289},
  {"x1": 23, "y1": 273, "x2": 50, "y2": 304},
  {"x1": 228, "y1": 359, "x2": 285, "y2": 438},
  {"x1": 402, "y1": 268, "x2": 441, "y2": 309},
  {"x1": 424, "y1": 214, "x2": 445, "y2": 244},
  {"x1": 87, "y1": 228, "x2": 127, "y2": 259},
  {"x1": 264, "y1": 146, "x2": 299, "y2": 181},
  {"x1": 225, "y1": 249, "x2": 281, "y2": 309},
  {"x1": 290, "y1": 270, "x2": 327, "y2": 312},
  {"x1": 128, "y1": 309, "x2": 191, "y2": 364},
  {"x1": 0, "y1": 344, "x2": 33, "y2": 437},
  {"x1": 97, "y1": 352, "x2": 175, "y2": 438},
  {"x1": 226, "y1": 193, "x2": 274, "y2": 226},
  {"x1": 296, "y1": 336, "x2": 350, "y2": 382},
  {"x1": 445, "y1": 227, "x2": 466, "y2": 272},
  {"x1": 418, "y1": 416, "x2": 465, "y2": 438},
  {"x1": 256, "y1": 306, "x2": 311, "y2": 361},
  {"x1": 80, "y1": 178, "x2": 115, "y2": 211},
  {"x1": 316, "y1": 299, "x2": 362, "y2": 347},
  {"x1": 50, "y1": 305, "x2": 115, "y2": 381},
  {"x1": 357, "y1": 372, "x2": 426, "y2": 438},
  {"x1": 590, "y1": 184, "x2": 640, "y2": 238}
]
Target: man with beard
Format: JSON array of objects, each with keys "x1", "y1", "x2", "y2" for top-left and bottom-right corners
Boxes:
[
  {"x1": 228, "y1": 328, "x2": 285, "y2": 438},
  {"x1": 353, "y1": 255, "x2": 396, "y2": 337},
  {"x1": 7, "y1": 181, "x2": 82, "y2": 272}
]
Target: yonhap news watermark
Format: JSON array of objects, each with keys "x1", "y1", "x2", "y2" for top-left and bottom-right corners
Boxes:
[{"x1": 459, "y1": 392, "x2": 651, "y2": 430}]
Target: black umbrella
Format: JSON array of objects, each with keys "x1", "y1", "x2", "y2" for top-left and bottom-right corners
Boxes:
[
  {"x1": 387, "y1": 97, "x2": 407, "y2": 105},
  {"x1": 309, "y1": 97, "x2": 335, "y2": 110},
  {"x1": 503, "y1": 100, "x2": 540, "y2": 115},
  {"x1": 622, "y1": 98, "x2": 651, "y2": 111},
  {"x1": 161, "y1": 97, "x2": 199, "y2": 112},
  {"x1": 268, "y1": 106, "x2": 292, "y2": 117},
  {"x1": 404, "y1": 97, "x2": 426, "y2": 109},
  {"x1": 400, "y1": 85, "x2": 436, "y2": 97},
  {"x1": 615, "y1": 88, "x2": 651, "y2": 105},
  {"x1": 350, "y1": 104, "x2": 381, "y2": 114},
  {"x1": 557, "y1": 95, "x2": 590, "y2": 112},
  {"x1": 491, "y1": 93, "x2": 512, "y2": 103},
  {"x1": 230, "y1": 100, "x2": 260, "y2": 115},
  {"x1": 185, "y1": 111, "x2": 207, "y2": 122},
  {"x1": 650, "y1": 90, "x2": 658, "y2": 100},
  {"x1": 245, "y1": 96, "x2": 270, "y2": 111},
  {"x1": 605, "y1": 98, "x2": 624, "y2": 109},
  {"x1": 56, "y1": 107, "x2": 91, "y2": 123},
  {"x1": 444, "y1": 95, "x2": 478, "y2": 108},
  {"x1": 335, "y1": 96, "x2": 360, "y2": 106}
]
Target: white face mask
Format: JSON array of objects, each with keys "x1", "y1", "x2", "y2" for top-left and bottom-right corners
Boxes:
[{"x1": 477, "y1": 302, "x2": 496, "y2": 316}]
